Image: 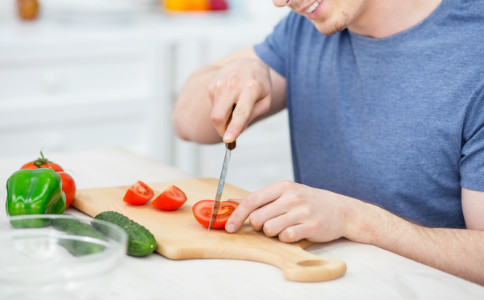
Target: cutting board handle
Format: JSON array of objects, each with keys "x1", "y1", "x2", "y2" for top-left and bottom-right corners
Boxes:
[{"x1": 271, "y1": 243, "x2": 346, "y2": 282}]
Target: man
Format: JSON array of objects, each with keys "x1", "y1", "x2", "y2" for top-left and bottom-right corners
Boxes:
[{"x1": 172, "y1": 0, "x2": 484, "y2": 284}]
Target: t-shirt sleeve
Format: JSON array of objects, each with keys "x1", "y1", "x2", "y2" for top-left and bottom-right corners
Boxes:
[
  {"x1": 460, "y1": 81, "x2": 484, "y2": 191},
  {"x1": 253, "y1": 12, "x2": 294, "y2": 78}
]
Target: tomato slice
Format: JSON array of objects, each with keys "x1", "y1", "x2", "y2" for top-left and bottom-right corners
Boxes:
[
  {"x1": 192, "y1": 200, "x2": 238, "y2": 229},
  {"x1": 151, "y1": 185, "x2": 187, "y2": 211},
  {"x1": 123, "y1": 181, "x2": 154, "y2": 205}
]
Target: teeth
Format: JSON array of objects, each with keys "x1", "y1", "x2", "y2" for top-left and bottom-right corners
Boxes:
[{"x1": 305, "y1": 0, "x2": 321, "y2": 14}]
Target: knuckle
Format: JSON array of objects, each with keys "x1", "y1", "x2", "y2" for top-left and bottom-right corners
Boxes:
[
  {"x1": 263, "y1": 222, "x2": 277, "y2": 237},
  {"x1": 245, "y1": 193, "x2": 258, "y2": 207},
  {"x1": 210, "y1": 109, "x2": 225, "y2": 124},
  {"x1": 215, "y1": 78, "x2": 225, "y2": 88},
  {"x1": 259, "y1": 99, "x2": 270, "y2": 114},
  {"x1": 286, "y1": 193, "x2": 302, "y2": 207},
  {"x1": 227, "y1": 77, "x2": 237, "y2": 88},
  {"x1": 278, "y1": 180, "x2": 294, "y2": 190},
  {"x1": 210, "y1": 114, "x2": 223, "y2": 125},
  {"x1": 246, "y1": 78, "x2": 258, "y2": 88},
  {"x1": 230, "y1": 206, "x2": 243, "y2": 220},
  {"x1": 285, "y1": 228, "x2": 302, "y2": 243},
  {"x1": 207, "y1": 81, "x2": 216, "y2": 93},
  {"x1": 246, "y1": 79, "x2": 262, "y2": 95},
  {"x1": 279, "y1": 228, "x2": 295, "y2": 243},
  {"x1": 299, "y1": 206, "x2": 311, "y2": 218},
  {"x1": 233, "y1": 106, "x2": 249, "y2": 118},
  {"x1": 248, "y1": 212, "x2": 261, "y2": 229}
]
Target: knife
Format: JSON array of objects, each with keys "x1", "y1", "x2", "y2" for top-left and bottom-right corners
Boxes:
[
  {"x1": 208, "y1": 140, "x2": 236, "y2": 230},
  {"x1": 208, "y1": 106, "x2": 237, "y2": 230}
]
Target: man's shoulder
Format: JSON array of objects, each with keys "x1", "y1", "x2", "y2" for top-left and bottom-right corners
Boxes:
[{"x1": 443, "y1": 0, "x2": 484, "y2": 27}]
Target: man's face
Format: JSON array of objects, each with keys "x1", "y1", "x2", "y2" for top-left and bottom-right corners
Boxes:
[{"x1": 272, "y1": 0, "x2": 369, "y2": 35}]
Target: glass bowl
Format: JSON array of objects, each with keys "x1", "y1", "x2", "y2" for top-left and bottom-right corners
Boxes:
[{"x1": 0, "y1": 214, "x2": 128, "y2": 300}]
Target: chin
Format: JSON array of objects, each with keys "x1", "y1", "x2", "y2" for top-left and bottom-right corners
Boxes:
[
  {"x1": 309, "y1": 6, "x2": 353, "y2": 35},
  {"x1": 313, "y1": 19, "x2": 349, "y2": 35}
]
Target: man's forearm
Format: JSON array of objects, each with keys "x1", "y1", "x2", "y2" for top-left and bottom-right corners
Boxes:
[
  {"x1": 172, "y1": 65, "x2": 223, "y2": 144},
  {"x1": 348, "y1": 200, "x2": 484, "y2": 285}
]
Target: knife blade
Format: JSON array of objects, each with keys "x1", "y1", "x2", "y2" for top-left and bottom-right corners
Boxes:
[{"x1": 208, "y1": 140, "x2": 236, "y2": 230}]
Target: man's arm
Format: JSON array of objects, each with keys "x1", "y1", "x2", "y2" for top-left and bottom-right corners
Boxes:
[
  {"x1": 172, "y1": 46, "x2": 286, "y2": 144},
  {"x1": 352, "y1": 187, "x2": 484, "y2": 285},
  {"x1": 226, "y1": 182, "x2": 484, "y2": 285}
]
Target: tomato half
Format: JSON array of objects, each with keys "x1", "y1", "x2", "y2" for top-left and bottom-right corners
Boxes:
[
  {"x1": 192, "y1": 200, "x2": 238, "y2": 229},
  {"x1": 151, "y1": 185, "x2": 187, "y2": 211},
  {"x1": 58, "y1": 172, "x2": 76, "y2": 208},
  {"x1": 123, "y1": 181, "x2": 154, "y2": 205}
]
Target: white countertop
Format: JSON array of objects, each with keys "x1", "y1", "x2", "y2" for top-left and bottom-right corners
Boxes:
[{"x1": 0, "y1": 147, "x2": 483, "y2": 299}]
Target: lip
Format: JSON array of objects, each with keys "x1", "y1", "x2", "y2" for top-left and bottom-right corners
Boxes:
[
  {"x1": 298, "y1": 1, "x2": 316, "y2": 14},
  {"x1": 299, "y1": 0, "x2": 324, "y2": 18}
]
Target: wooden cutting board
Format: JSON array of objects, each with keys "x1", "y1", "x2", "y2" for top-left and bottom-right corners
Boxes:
[{"x1": 72, "y1": 178, "x2": 346, "y2": 282}]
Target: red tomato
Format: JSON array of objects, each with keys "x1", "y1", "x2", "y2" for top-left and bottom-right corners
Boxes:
[
  {"x1": 123, "y1": 181, "x2": 154, "y2": 205},
  {"x1": 21, "y1": 161, "x2": 64, "y2": 171},
  {"x1": 58, "y1": 172, "x2": 76, "y2": 208},
  {"x1": 21, "y1": 152, "x2": 64, "y2": 172},
  {"x1": 192, "y1": 200, "x2": 238, "y2": 229},
  {"x1": 151, "y1": 185, "x2": 187, "y2": 211},
  {"x1": 20, "y1": 152, "x2": 77, "y2": 208}
]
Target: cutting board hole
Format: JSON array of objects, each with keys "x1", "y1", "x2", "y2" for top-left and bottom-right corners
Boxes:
[{"x1": 297, "y1": 259, "x2": 324, "y2": 267}]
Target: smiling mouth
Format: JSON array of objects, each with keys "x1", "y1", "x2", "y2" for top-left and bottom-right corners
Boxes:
[{"x1": 305, "y1": 0, "x2": 322, "y2": 14}]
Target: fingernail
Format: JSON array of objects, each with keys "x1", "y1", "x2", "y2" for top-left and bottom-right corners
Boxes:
[
  {"x1": 224, "y1": 132, "x2": 234, "y2": 143},
  {"x1": 225, "y1": 223, "x2": 235, "y2": 233}
]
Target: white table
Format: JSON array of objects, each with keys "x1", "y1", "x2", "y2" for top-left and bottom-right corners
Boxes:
[{"x1": 1, "y1": 147, "x2": 483, "y2": 299}]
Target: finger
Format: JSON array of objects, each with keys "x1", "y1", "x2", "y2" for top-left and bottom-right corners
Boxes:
[
  {"x1": 247, "y1": 95, "x2": 271, "y2": 124},
  {"x1": 210, "y1": 86, "x2": 238, "y2": 137},
  {"x1": 248, "y1": 196, "x2": 289, "y2": 231},
  {"x1": 226, "y1": 198, "x2": 242, "y2": 204},
  {"x1": 207, "y1": 79, "x2": 217, "y2": 101},
  {"x1": 277, "y1": 224, "x2": 308, "y2": 243},
  {"x1": 225, "y1": 181, "x2": 291, "y2": 233},
  {"x1": 223, "y1": 81, "x2": 261, "y2": 143},
  {"x1": 207, "y1": 78, "x2": 226, "y2": 105},
  {"x1": 261, "y1": 211, "x2": 299, "y2": 238}
]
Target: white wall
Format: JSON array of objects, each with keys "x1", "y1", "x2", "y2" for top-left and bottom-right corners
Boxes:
[{"x1": 0, "y1": 1, "x2": 292, "y2": 192}]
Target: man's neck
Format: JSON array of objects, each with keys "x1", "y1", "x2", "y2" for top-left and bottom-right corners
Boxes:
[{"x1": 348, "y1": 0, "x2": 443, "y2": 38}]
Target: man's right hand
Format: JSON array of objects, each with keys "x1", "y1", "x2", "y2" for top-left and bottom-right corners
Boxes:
[
  {"x1": 172, "y1": 47, "x2": 286, "y2": 145},
  {"x1": 207, "y1": 58, "x2": 272, "y2": 143}
]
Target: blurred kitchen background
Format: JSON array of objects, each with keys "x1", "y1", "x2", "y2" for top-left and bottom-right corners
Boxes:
[{"x1": 0, "y1": 0, "x2": 292, "y2": 192}]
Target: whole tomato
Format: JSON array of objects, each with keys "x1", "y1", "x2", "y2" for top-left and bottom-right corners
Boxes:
[
  {"x1": 21, "y1": 151, "x2": 64, "y2": 172},
  {"x1": 21, "y1": 151, "x2": 76, "y2": 207},
  {"x1": 58, "y1": 172, "x2": 76, "y2": 208}
]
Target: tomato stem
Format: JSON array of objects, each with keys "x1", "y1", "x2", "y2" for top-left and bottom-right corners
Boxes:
[{"x1": 33, "y1": 150, "x2": 50, "y2": 167}]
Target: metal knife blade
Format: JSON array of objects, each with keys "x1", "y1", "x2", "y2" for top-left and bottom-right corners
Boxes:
[{"x1": 208, "y1": 141, "x2": 236, "y2": 230}]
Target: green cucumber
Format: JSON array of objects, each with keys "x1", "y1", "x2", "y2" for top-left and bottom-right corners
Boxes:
[
  {"x1": 51, "y1": 217, "x2": 107, "y2": 256},
  {"x1": 94, "y1": 211, "x2": 156, "y2": 257}
]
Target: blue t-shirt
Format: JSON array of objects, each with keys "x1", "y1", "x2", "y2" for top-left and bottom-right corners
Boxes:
[{"x1": 254, "y1": 0, "x2": 483, "y2": 228}]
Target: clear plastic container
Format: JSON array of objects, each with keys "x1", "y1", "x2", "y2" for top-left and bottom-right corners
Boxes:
[{"x1": 0, "y1": 214, "x2": 128, "y2": 300}]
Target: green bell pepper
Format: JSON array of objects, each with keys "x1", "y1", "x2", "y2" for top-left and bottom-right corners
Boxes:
[{"x1": 6, "y1": 168, "x2": 65, "y2": 227}]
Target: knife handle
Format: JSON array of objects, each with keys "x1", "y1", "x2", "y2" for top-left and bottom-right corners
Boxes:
[
  {"x1": 224, "y1": 104, "x2": 236, "y2": 150},
  {"x1": 226, "y1": 141, "x2": 236, "y2": 150}
]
